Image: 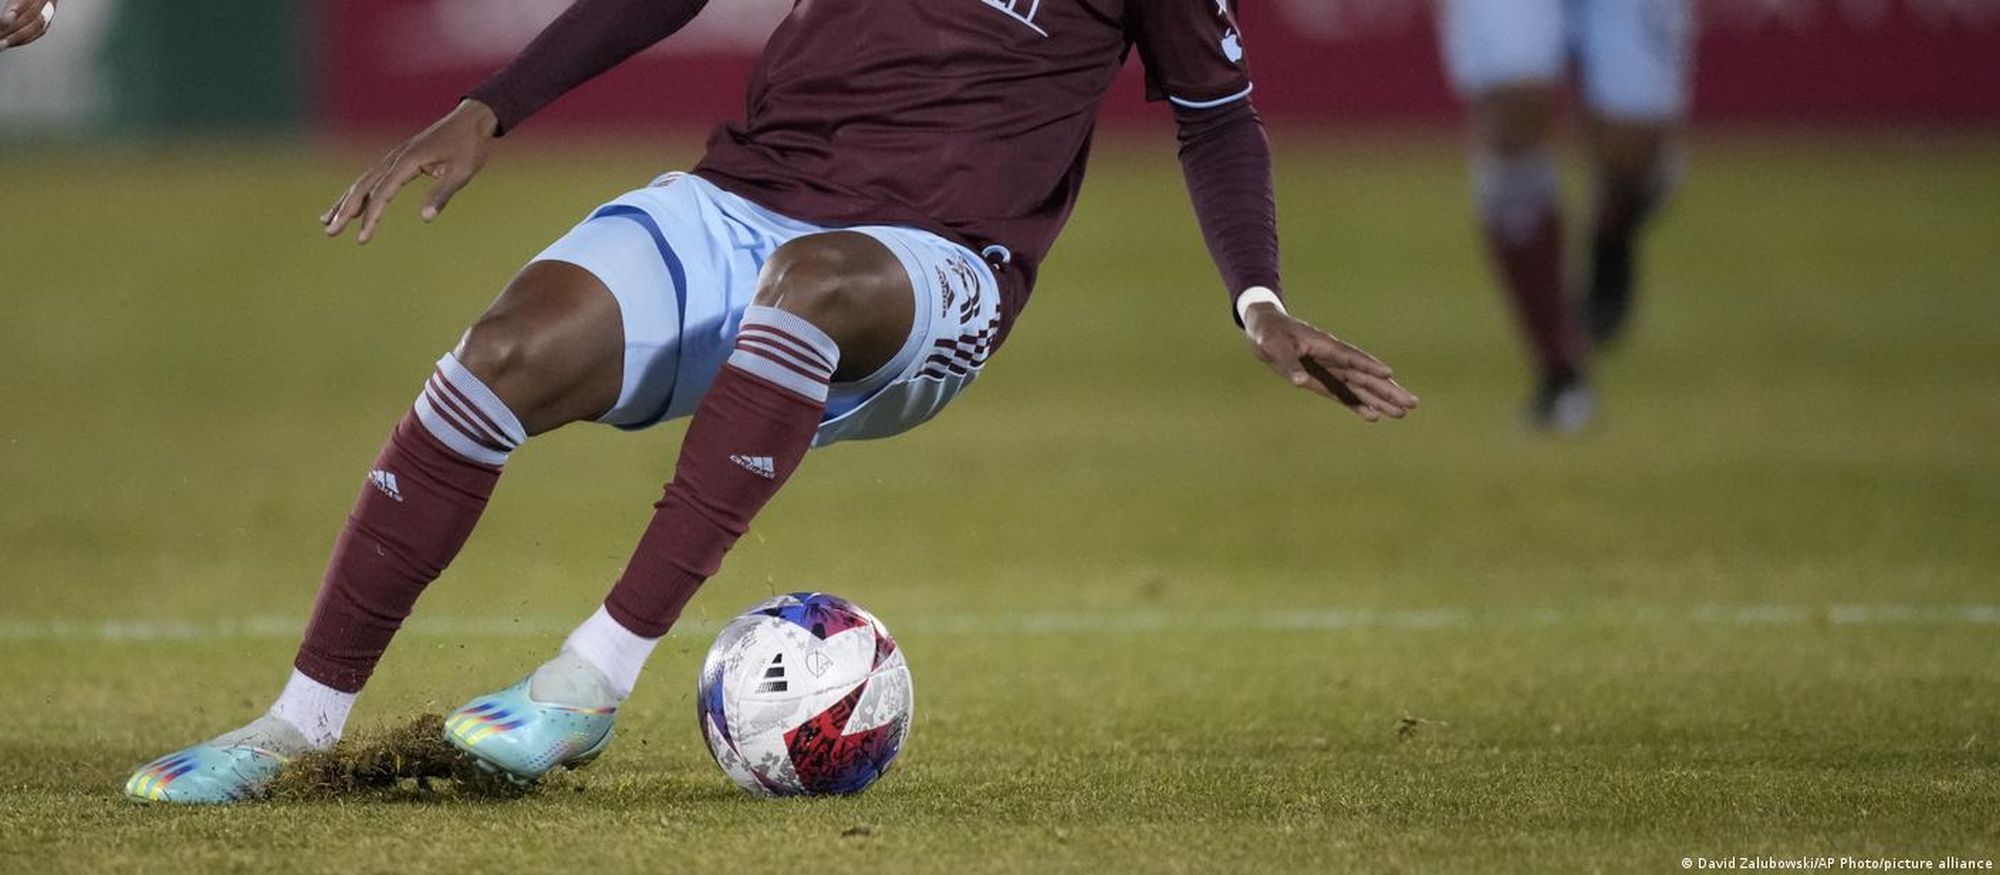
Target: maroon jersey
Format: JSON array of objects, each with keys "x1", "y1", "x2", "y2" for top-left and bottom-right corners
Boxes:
[
  {"x1": 692, "y1": 0, "x2": 1254, "y2": 335},
  {"x1": 471, "y1": 0, "x2": 1275, "y2": 343}
]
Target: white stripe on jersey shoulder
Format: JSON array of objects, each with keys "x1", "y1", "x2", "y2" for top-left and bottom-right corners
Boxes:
[{"x1": 1169, "y1": 84, "x2": 1254, "y2": 110}]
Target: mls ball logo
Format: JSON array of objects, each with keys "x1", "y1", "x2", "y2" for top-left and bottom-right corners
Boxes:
[{"x1": 804, "y1": 648, "x2": 835, "y2": 678}]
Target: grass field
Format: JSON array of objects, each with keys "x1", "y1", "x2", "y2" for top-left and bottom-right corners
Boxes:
[{"x1": 1, "y1": 133, "x2": 1996, "y2": 872}]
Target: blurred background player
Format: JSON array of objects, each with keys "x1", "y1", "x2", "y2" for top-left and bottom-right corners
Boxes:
[{"x1": 1437, "y1": 0, "x2": 1694, "y2": 432}]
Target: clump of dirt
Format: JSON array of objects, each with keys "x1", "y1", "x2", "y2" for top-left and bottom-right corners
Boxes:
[
  {"x1": 268, "y1": 713, "x2": 555, "y2": 801},
  {"x1": 1396, "y1": 715, "x2": 1445, "y2": 742}
]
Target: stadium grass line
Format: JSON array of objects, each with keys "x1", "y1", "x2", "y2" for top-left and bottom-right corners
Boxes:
[{"x1": 3, "y1": 603, "x2": 1996, "y2": 643}]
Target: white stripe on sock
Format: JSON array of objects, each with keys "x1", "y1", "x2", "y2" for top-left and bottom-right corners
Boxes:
[
  {"x1": 730, "y1": 306, "x2": 840, "y2": 403},
  {"x1": 415, "y1": 395, "x2": 511, "y2": 466},
  {"x1": 735, "y1": 335, "x2": 833, "y2": 378},
  {"x1": 738, "y1": 325, "x2": 834, "y2": 372},
  {"x1": 727, "y1": 348, "x2": 831, "y2": 402},
  {"x1": 741, "y1": 306, "x2": 839, "y2": 367},
  {"x1": 411, "y1": 353, "x2": 525, "y2": 467},
  {"x1": 435, "y1": 353, "x2": 526, "y2": 447},
  {"x1": 426, "y1": 374, "x2": 509, "y2": 449}
]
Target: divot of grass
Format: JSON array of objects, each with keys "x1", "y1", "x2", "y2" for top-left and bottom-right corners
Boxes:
[{"x1": 269, "y1": 714, "x2": 568, "y2": 801}]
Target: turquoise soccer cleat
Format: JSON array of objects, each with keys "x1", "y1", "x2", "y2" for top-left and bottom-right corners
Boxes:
[
  {"x1": 124, "y1": 715, "x2": 305, "y2": 804},
  {"x1": 443, "y1": 653, "x2": 619, "y2": 784}
]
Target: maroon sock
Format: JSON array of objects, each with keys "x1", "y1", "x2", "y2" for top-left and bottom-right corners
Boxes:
[
  {"x1": 1485, "y1": 209, "x2": 1583, "y2": 377},
  {"x1": 293, "y1": 356, "x2": 523, "y2": 693},
  {"x1": 604, "y1": 306, "x2": 839, "y2": 637}
]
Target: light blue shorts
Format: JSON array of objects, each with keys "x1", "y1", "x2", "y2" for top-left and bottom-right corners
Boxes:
[
  {"x1": 1437, "y1": 0, "x2": 1694, "y2": 120},
  {"x1": 531, "y1": 173, "x2": 1001, "y2": 448}
]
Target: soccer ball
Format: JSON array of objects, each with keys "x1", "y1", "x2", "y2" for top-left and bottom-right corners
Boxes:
[{"x1": 697, "y1": 592, "x2": 913, "y2": 796}]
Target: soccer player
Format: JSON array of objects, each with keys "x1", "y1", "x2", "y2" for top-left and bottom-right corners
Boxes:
[
  {"x1": 118, "y1": 0, "x2": 1417, "y2": 803},
  {"x1": 1436, "y1": 0, "x2": 1693, "y2": 432}
]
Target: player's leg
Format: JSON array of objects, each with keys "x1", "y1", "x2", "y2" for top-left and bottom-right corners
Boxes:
[
  {"x1": 1576, "y1": 0, "x2": 1695, "y2": 347},
  {"x1": 294, "y1": 262, "x2": 624, "y2": 695},
  {"x1": 600, "y1": 231, "x2": 911, "y2": 665},
  {"x1": 446, "y1": 229, "x2": 919, "y2": 782},
  {"x1": 1580, "y1": 119, "x2": 1680, "y2": 347},
  {"x1": 125, "y1": 261, "x2": 626, "y2": 804},
  {"x1": 1438, "y1": 0, "x2": 1592, "y2": 432}
]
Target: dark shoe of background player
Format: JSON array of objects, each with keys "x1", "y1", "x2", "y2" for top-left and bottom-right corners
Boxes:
[{"x1": 1583, "y1": 235, "x2": 1636, "y2": 348}]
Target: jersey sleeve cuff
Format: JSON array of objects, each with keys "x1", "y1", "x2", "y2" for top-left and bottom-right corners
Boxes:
[{"x1": 1233, "y1": 285, "x2": 1285, "y2": 329}]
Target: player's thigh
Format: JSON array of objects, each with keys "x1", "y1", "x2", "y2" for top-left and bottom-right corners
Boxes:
[
  {"x1": 752, "y1": 230, "x2": 917, "y2": 383},
  {"x1": 526, "y1": 174, "x2": 768, "y2": 431},
  {"x1": 1476, "y1": 85, "x2": 1564, "y2": 155},
  {"x1": 809, "y1": 227, "x2": 1000, "y2": 448},
  {"x1": 1437, "y1": 0, "x2": 1567, "y2": 102},
  {"x1": 1576, "y1": 0, "x2": 1694, "y2": 123},
  {"x1": 1585, "y1": 115, "x2": 1676, "y2": 184}
]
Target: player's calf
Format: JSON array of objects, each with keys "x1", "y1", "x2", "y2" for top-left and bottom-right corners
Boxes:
[{"x1": 1583, "y1": 121, "x2": 1682, "y2": 348}]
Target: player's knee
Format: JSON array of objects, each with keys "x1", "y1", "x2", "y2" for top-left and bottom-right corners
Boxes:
[
  {"x1": 453, "y1": 262, "x2": 625, "y2": 434},
  {"x1": 1479, "y1": 86, "x2": 1559, "y2": 156},
  {"x1": 454, "y1": 314, "x2": 606, "y2": 435},
  {"x1": 756, "y1": 234, "x2": 899, "y2": 320},
  {"x1": 1472, "y1": 144, "x2": 1559, "y2": 238},
  {"x1": 1595, "y1": 126, "x2": 1677, "y2": 195},
  {"x1": 754, "y1": 233, "x2": 912, "y2": 378},
  {"x1": 457, "y1": 310, "x2": 546, "y2": 390}
]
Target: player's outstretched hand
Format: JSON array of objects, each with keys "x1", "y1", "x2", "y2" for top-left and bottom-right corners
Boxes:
[
  {"x1": 0, "y1": 1, "x2": 58, "y2": 51},
  {"x1": 1244, "y1": 302, "x2": 1418, "y2": 423},
  {"x1": 322, "y1": 100, "x2": 500, "y2": 244}
]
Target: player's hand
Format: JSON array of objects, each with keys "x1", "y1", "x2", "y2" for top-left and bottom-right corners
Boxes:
[
  {"x1": 1244, "y1": 302, "x2": 1417, "y2": 423},
  {"x1": 322, "y1": 99, "x2": 500, "y2": 244},
  {"x1": 0, "y1": 0, "x2": 57, "y2": 51}
]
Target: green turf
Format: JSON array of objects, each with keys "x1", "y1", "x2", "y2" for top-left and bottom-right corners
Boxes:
[{"x1": 1, "y1": 133, "x2": 1996, "y2": 872}]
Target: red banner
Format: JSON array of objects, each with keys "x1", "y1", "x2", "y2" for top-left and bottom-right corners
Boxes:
[{"x1": 319, "y1": 0, "x2": 2000, "y2": 133}]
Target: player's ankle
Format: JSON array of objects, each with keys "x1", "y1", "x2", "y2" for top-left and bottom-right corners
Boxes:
[
  {"x1": 209, "y1": 713, "x2": 319, "y2": 758},
  {"x1": 556, "y1": 605, "x2": 659, "y2": 702},
  {"x1": 266, "y1": 668, "x2": 355, "y2": 750},
  {"x1": 529, "y1": 650, "x2": 623, "y2": 710}
]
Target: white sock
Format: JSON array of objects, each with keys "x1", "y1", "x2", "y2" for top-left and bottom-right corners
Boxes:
[
  {"x1": 561, "y1": 605, "x2": 659, "y2": 701},
  {"x1": 268, "y1": 668, "x2": 355, "y2": 749}
]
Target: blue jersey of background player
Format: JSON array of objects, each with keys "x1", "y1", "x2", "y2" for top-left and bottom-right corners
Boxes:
[{"x1": 1437, "y1": 0, "x2": 1694, "y2": 432}]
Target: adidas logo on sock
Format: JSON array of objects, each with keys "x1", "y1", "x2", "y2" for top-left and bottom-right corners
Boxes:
[
  {"x1": 729, "y1": 454, "x2": 776, "y2": 479},
  {"x1": 367, "y1": 469, "x2": 404, "y2": 502}
]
